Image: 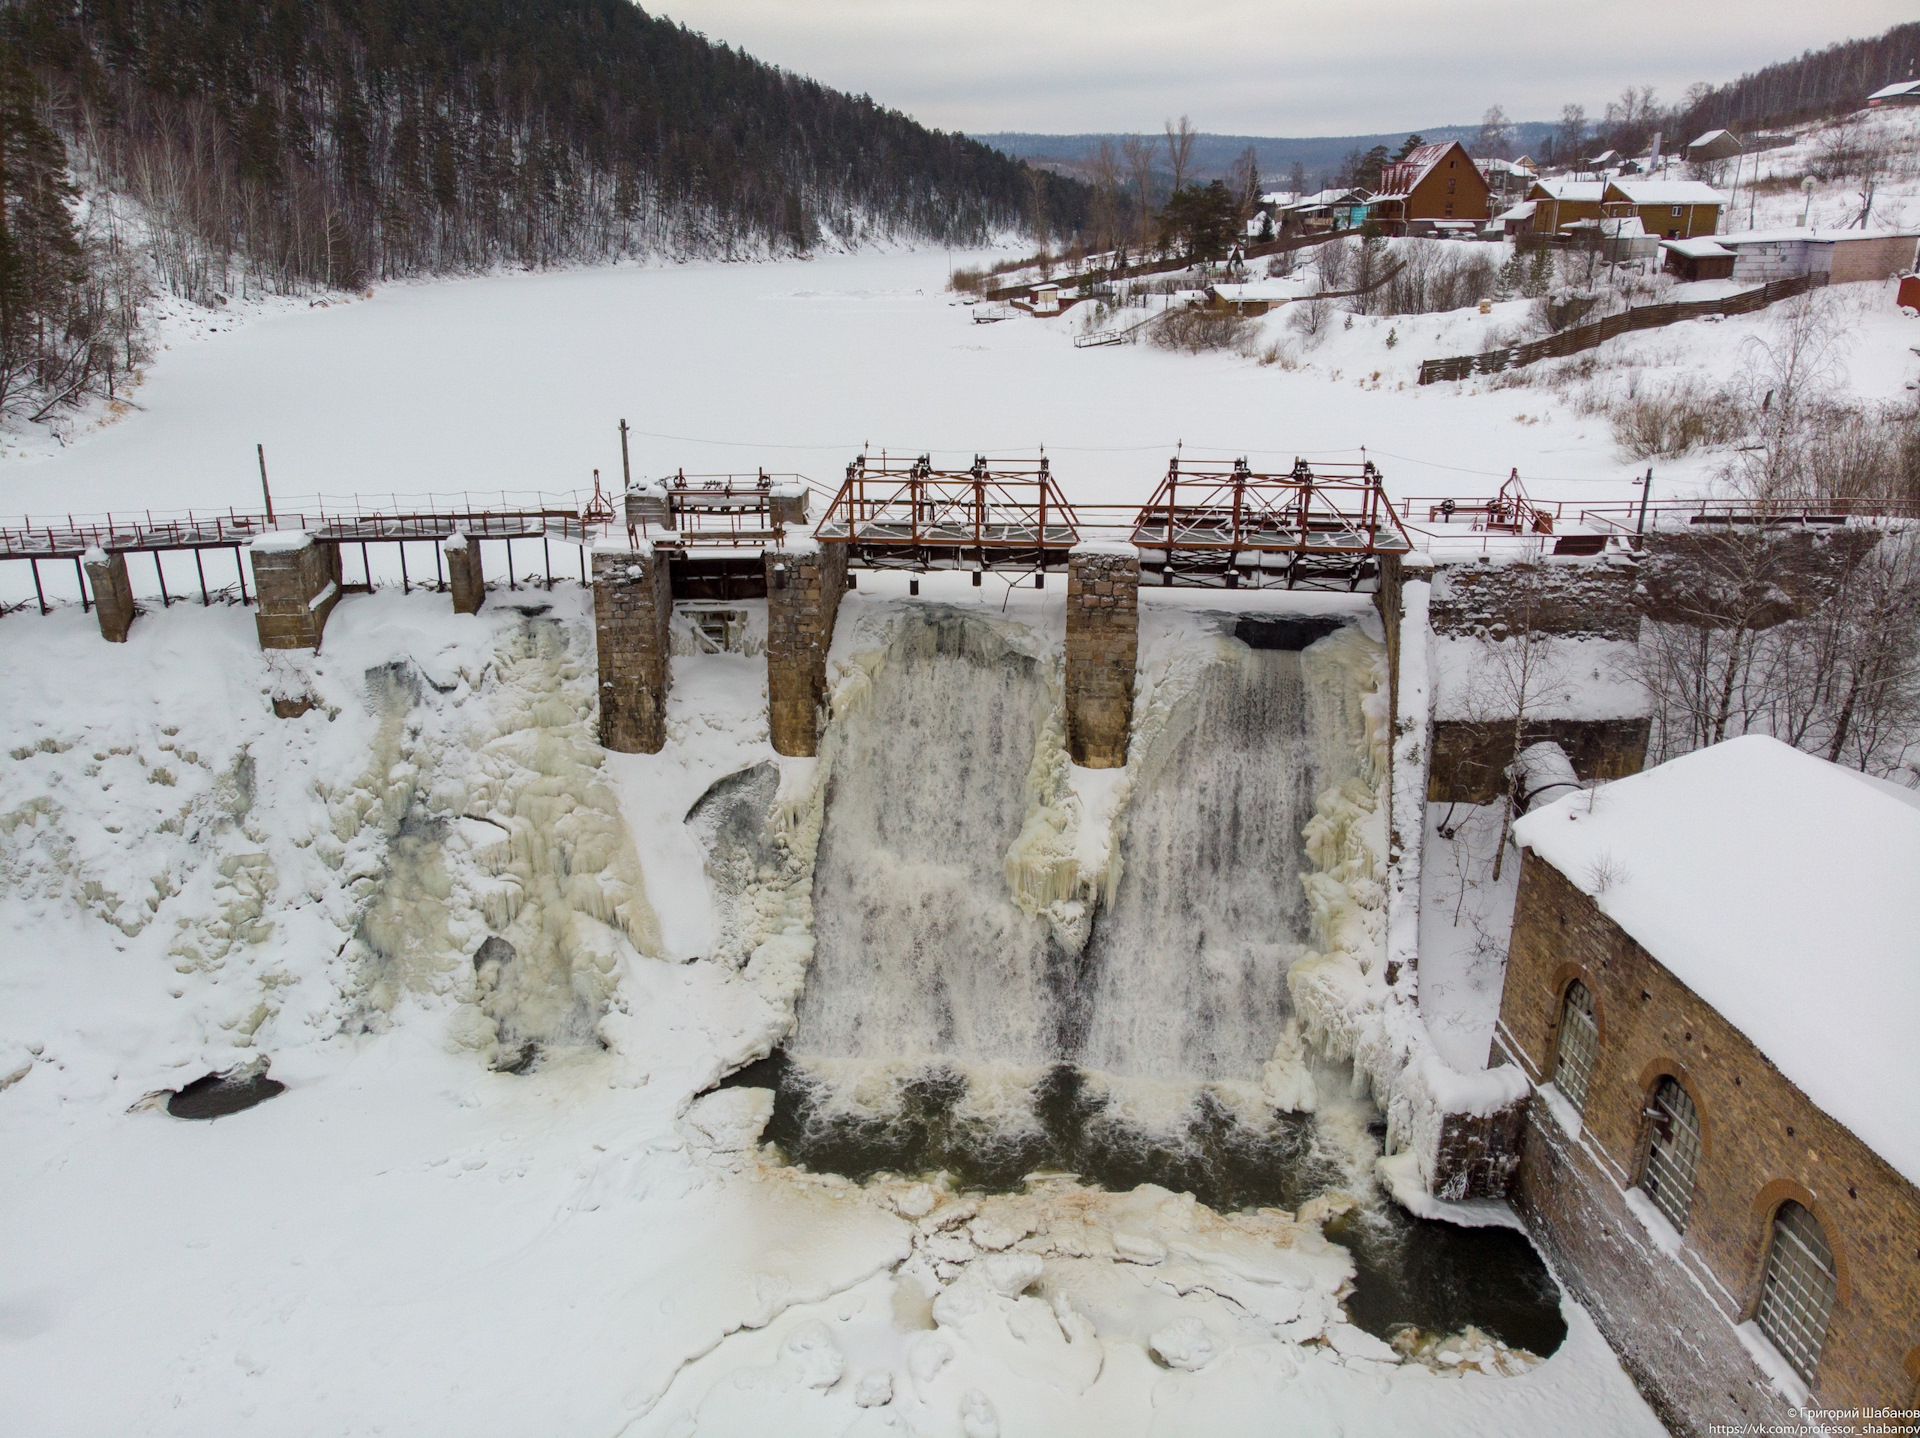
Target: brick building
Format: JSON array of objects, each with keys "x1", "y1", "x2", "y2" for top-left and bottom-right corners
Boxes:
[{"x1": 1494, "y1": 736, "x2": 1920, "y2": 1431}]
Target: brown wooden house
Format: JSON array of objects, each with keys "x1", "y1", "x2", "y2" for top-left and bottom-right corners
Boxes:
[{"x1": 1367, "y1": 141, "x2": 1490, "y2": 232}]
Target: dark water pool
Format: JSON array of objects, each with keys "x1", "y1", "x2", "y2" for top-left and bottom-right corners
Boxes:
[{"x1": 722, "y1": 1052, "x2": 1567, "y2": 1357}]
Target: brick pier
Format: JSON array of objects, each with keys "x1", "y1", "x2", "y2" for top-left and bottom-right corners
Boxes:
[
  {"x1": 764, "y1": 540, "x2": 848, "y2": 758},
  {"x1": 248, "y1": 531, "x2": 341, "y2": 650},
  {"x1": 446, "y1": 532, "x2": 485, "y2": 615},
  {"x1": 1064, "y1": 545, "x2": 1139, "y2": 769},
  {"x1": 592, "y1": 539, "x2": 673, "y2": 753},
  {"x1": 82, "y1": 548, "x2": 136, "y2": 643}
]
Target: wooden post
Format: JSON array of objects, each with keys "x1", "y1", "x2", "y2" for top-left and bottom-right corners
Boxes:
[
  {"x1": 194, "y1": 547, "x2": 209, "y2": 605},
  {"x1": 257, "y1": 444, "x2": 275, "y2": 525},
  {"x1": 29, "y1": 557, "x2": 45, "y2": 615}
]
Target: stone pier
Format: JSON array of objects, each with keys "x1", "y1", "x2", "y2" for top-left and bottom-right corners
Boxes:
[
  {"x1": 249, "y1": 531, "x2": 341, "y2": 650},
  {"x1": 1064, "y1": 544, "x2": 1139, "y2": 769},
  {"x1": 764, "y1": 540, "x2": 848, "y2": 758},
  {"x1": 446, "y1": 532, "x2": 485, "y2": 615},
  {"x1": 592, "y1": 539, "x2": 673, "y2": 753},
  {"x1": 82, "y1": 547, "x2": 136, "y2": 643}
]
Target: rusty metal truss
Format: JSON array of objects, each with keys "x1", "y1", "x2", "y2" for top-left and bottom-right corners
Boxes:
[
  {"x1": 1129, "y1": 457, "x2": 1413, "y2": 589},
  {"x1": 813, "y1": 455, "x2": 1079, "y2": 572}
]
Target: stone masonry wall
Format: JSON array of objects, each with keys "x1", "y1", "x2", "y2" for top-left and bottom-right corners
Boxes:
[
  {"x1": 1497, "y1": 852, "x2": 1920, "y2": 1426},
  {"x1": 1064, "y1": 547, "x2": 1139, "y2": 769},
  {"x1": 447, "y1": 535, "x2": 485, "y2": 615},
  {"x1": 1428, "y1": 717, "x2": 1652, "y2": 803},
  {"x1": 82, "y1": 550, "x2": 135, "y2": 643},
  {"x1": 1430, "y1": 556, "x2": 1641, "y2": 641},
  {"x1": 250, "y1": 536, "x2": 341, "y2": 650},
  {"x1": 593, "y1": 544, "x2": 673, "y2": 754},
  {"x1": 764, "y1": 542, "x2": 848, "y2": 758}
]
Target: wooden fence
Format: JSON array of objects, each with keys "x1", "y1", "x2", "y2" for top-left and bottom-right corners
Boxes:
[
  {"x1": 1416, "y1": 273, "x2": 1825, "y2": 385},
  {"x1": 982, "y1": 227, "x2": 1352, "y2": 303}
]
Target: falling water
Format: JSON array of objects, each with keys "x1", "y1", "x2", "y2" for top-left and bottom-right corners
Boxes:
[
  {"x1": 790, "y1": 610, "x2": 1070, "y2": 1065},
  {"x1": 1074, "y1": 621, "x2": 1372, "y2": 1080}
]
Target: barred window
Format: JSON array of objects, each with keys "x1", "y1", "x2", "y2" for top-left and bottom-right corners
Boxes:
[
  {"x1": 1640, "y1": 1076, "x2": 1701, "y2": 1232},
  {"x1": 1756, "y1": 1201, "x2": 1837, "y2": 1386},
  {"x1": 1553, "y1": 980, "x2": 1599, "y2": 1112}
]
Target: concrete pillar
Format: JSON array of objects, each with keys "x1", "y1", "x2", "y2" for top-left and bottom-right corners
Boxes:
[
  {"x1": 1064, "y1": 544, "x2": 1139, "y2": 769},
  {"x1": 764, "y1": 540, "x2": 848, "y2": 758},
  {"x1": 248, "y1": 531, "x2": 340, "y2": 651},
  {"x1": 446, "y1": 532, "x2": 485, "y2": 615},
  {"x1": 1430, "y1": 1097, "x2": 1528, "y2": 1201},
  {"x1": 592, "y1": 539, "x2": 673, "y2": 754},
  {"x1": 81, "y1": 547, "x2": 136, "y2": 643}
]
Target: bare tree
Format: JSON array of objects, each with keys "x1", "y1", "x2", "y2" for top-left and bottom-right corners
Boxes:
[
  {"x1": 1477, "y1": 105, "x2": 1512, "y2": 159},
  {"x1": 1087, "y1": 140, "x2": 1122, "y2": 253},
  {"x1": 1732, "y1": 290, "x2": 1850, "y2": 503},
  {"x1": 1456, "y1": 573, "x2": 1571, "y2": 879},
  {"x1": 1121, "y1": 135, "x2": 1156, "y2": 246},
  {"x1": 1163, "y1": 115, "x2": 1196, "y2": 195},
  {"x1": 1556, "y1": 104, "x2": 1587, "y2": 164}
]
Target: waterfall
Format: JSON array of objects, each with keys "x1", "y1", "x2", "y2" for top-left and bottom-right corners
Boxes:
[
  {"x1": 1072, "y1": 627, "x2": 1368, "y2": 1081},
  {"x1": 780, "y1": 608, "x2": 1376, "y2": 1091},
  {"x1": 789, "y1": 609, "x2": 1070, "y2": 1066}
]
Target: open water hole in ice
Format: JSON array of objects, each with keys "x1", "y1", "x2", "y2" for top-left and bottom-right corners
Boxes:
[{"x1": 721, "y1": 1051, "x2": 1569, "y2": 1359}]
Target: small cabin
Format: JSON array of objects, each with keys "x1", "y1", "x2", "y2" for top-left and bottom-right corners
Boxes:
[
  {"x1": 1031, "y1": 282, "x2": 1060, "y2": 316},
  {"x1": 1660, "y1": 236, "x2": 1735, "y2": 281}
]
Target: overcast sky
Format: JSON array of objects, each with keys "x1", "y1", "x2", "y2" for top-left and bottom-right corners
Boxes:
[{"x1": 653, "y1": 1, "x2": 1915, "y2": 136}]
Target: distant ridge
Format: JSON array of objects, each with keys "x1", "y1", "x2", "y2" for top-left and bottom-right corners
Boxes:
[{"x1": 973, "y1": 126, "x2": 1557, "y2": 187}]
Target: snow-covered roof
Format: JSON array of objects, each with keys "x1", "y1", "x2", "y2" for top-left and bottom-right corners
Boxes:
[
  {"x1": 1716, "y1": 226, "x2": 1920, "y2": 247},
  {"x1": 1378, "y1": 142, "x2": 1468, "y2": 199},
  {"x1": 1496, "y1": 200, "x2": 1538, "y2": 221},
  {"x1": 1209, "y1": 282, "x2": 1297, "y2": 303},
  {"x1": 1661, "y1": 236, "x2": 1732, "y2": 258},
  {"x1": 1868, "y1": 80, "x2": 1920, "y2": 101},
  {"x1": 1606, "y1": 180, "x2": 1725, "y2": 207},
  {"x1": 1513, "y1": 735, "x2": 1920, "y2": 1186},
  {"x1": 1285, "y1": 188, "x2": 1362, "y2": 210},
  {"x1": 1532, "y1": 180, "x2": 1605, "y2": 203}
]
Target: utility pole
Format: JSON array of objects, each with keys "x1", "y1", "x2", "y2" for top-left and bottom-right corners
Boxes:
[
  {"x1": 618, "y1": 419, "x2": 632, "y2": 490},
  {"x1": 257, "y1": 444, "x2": 275, "y2": 525}
]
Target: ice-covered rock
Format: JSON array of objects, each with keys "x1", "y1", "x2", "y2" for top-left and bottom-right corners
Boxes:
[
  {"x1": 959, "y1": 1389, "x2": 1000, "y2": 1438},
  {"x1": 976, "y1": 1252, "x2": 1043, "y2": 1297},
  {"x1": 680, "y1": 1087, "x2": 774, "y2": 1152},
  {"x1": 907, "y1": 1334, "x2": 953, "y2": 1385},
  {"x1": 1150, "y1": 1316, "x2": 1225, "y2": 1371},
  {"x1": 779, "y1": 1320, "x2": 845, "y2": 1389},
  {"x1": 853, "y1": 1370, "x2": 893, "y2": 1407},
  {"x1": 1111, "y1": 1231, "x2": 1166, "y2": 1265}
]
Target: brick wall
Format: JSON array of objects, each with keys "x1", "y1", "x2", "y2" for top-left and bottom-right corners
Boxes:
[
  {"x1": 1064, "y1": 548, "x2": 1139, "y2": 768},
  {"x1": 1497, "y1": 852, "x2": 1920, "y2": 1424},
  {"x1": 82, "y1": 551, "x2": 135, "y2": 643},
  {"x1": 593, "y1": 544, "x2": 673, "y2": 753},
  {"x1": 1429, "y1": 717, "x2": 1651, "y2": 802},
  {"x1": 249, "y1": 536, "x2": 341, "y2": 650},
  {"x1": 1430, "y1": 556, "x2": 1641, "y2": 641},
  {"x1": 764, "y1": 542, "x2": 848, "y2": 757}
]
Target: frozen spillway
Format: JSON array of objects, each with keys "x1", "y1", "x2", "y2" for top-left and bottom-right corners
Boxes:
[
  {"x1": 1074, "y1": 623, "x2": 1377, "y2": 1081},
  {"x1": 790, "y1": 610, "x2": 1068, "y2": 1064}
]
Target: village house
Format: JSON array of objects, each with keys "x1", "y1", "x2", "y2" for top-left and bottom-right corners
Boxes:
[
  {"x1": 1713, "y1": 228, "x2": 1920, "y2": 284},
  {"x1": 1517, "y1": 178, "x2": 1607, "y2": 236},
  {"x1": 1603, "y1": 179, "x2": 1723, "y2": 239},
  {"x1": 1494, "y1": 736, "x2": 1920, "y2": 1430},
  {"x1": 1280, "y1": 187, "x2": 1368, "y2": 234},
  {"x1": 1867, "y1": 79, "x2": 1920, "y2": 106},
  {"x1": 1365, "y1": 140, "x2": 1491, "y2": 233}
]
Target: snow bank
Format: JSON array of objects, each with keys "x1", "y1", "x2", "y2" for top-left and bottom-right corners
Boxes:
[
  {"x1": 246, "y1": 528, "x2": 312, "y2": 554},
  {"x1": 1431, "y1": 635, "x2": 1647, "y2": 723},
  {"x1": 1514, "y1": 734, "x2": 1920, "y2": 1186}
]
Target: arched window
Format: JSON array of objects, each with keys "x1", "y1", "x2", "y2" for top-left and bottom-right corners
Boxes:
[
  {"x1": 1756, "y1": 1201, "x2": 1838, "y2": 1385},
  {"x1": 1639, "y1": 1076, "x2": 1701, "y2": 1231},
  {"x1": 1553, "y1": 980, "x2": 1599, "y2": 1112}
]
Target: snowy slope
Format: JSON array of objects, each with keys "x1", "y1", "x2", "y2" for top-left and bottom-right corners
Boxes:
[{"x1": 1513, "y1": 735, "x2": 1920, "y2": 1187}]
